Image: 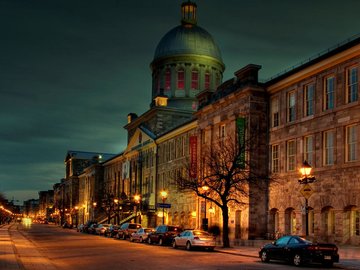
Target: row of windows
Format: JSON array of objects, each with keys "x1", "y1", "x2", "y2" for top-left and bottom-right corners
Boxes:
[
  {"x1": 271, "y1": 207, "x2": 360, "y2": 237},
  {"x1": 158, "y1": 134, "x2": 190, "y2": 164},
  {"x1": 271, "y1": 125, "x2": 358, "y2": 172},
  {"x1": 156, "y1": 68, "x2": 221, "y2": 92},
  {"x1": 271, "y1": 66, "x2": 358, "y2": 127}
]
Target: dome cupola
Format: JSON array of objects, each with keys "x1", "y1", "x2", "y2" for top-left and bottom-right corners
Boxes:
[{"x1": 150, "y1": 1, "x2": 225, "y2": 111}]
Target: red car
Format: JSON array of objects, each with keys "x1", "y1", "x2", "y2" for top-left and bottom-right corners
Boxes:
[{"x1": 147, "y1": 225, "x2": 182, "y2": 246}]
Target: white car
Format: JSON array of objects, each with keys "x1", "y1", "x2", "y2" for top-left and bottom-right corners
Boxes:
[{"x1": 172, "y1": 230, "x2": 216, "y2": 251}]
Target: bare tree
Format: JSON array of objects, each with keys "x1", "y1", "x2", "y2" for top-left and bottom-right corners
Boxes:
[{"x1": 175, "y1": 130, "x2": 271, "y2": 248}]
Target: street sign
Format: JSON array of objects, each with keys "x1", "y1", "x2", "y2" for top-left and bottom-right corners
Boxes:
[
  {"x1": 300, "y1": 184, "x2": 314, "y2": 199},
  {"x1": 157, "y1": 203, "x2": 171, "y2": 208}
]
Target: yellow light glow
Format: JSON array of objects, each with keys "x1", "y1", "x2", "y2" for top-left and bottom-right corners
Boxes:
[
  {"x1": 160, "y1": 190, "x2": 168, "y2": 198},
  {"x1": 191, "y1": 211, "x2": 197, "y2": 217},
  {"x1": 134, "y1": 195, "x2": 140, "y2": 203},
  {"x1": 299, "y1": 161, "x2": 312, "y2": 176}
]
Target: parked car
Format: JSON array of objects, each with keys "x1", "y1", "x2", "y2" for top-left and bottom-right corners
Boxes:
[
  {"x1": 83, "y1": 220, "x2": 96, "y2": 233},
  {"x1": 147, "y1": 225, "x2": 182, "y2": 245},
  {"x1": 117, "y1": 223, "x2": 142, "y2": 240},
  {"x1": 259, "y1": 235, "x2": 340, "y2": 267},
  {"x1": 87, "y1": 223, "x2": 99, "y2": 234},
  {"x1": 77, "y1": 224, "x2": 84, "y2": 232},
  {"x1": 95, "y1": 224, "x2": 111, "y2": 235},
  {"x1": 62, "y1": 222, "x2": 73, "y2": 229},
  {"x1": 172, "y1": 230, "x2": 216, "y2": 251},
  {"x1": 130, "y1": 228, "x2": 155, "y2": 243},
  {"x1": 105, "y1": 224, "x2": 119, "y2": 238}
]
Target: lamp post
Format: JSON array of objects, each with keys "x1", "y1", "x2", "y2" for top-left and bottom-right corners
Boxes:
[
  {"x1": 160, "y1": 190, "x2": 168, "y2": 224},
  {"x1": 92, "y1": 202, "x2": 97, "y2": 221},
  {"x1": 201, "y1": 185, "x2": 210, "y2": 231},
  {"x1": 82, "y1": 204, "x2": 86, "y2": 225},
  {"x1": 298, "y1": 160, "x2": 316, "y2": 238},
  {"x1": 134, "y1": 195, "x2": 141, "y2": 223},
  {"x1": 114, "y1": 199, "x2": 119, "y2": 224},
  {"x1": 74, "y1": 206, "x2": 79, "y2": 228}
]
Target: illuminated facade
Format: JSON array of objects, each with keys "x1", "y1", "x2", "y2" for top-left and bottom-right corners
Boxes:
[{"x1": 48, "y1": 1, "x2": 360, "y2": 246}]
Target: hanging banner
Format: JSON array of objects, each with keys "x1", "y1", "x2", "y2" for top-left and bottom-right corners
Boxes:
[
  {"x1": 122, "y1": 160, "x2": 130, "y2": 179},
  {"x1": 236, "y1": 118, "x2": 246, "y2": 169},
  {"x1": 189, "y1": 135, "x2": 197, "y2": 178}
]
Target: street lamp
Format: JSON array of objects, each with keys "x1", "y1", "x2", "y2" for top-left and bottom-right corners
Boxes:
[
  {"x1": 74, "y1": 206, "x2": 79, "y2": 228},
  {"x1": 160, "y1": 190, "x2": 168, "y2": 224},
  {"x1": 82, "y1": 204, "x2": 86, "y2": 225},
  {"x1": 114, "y1": 199, "x2": 119, "y2": 224},
  {"x1": 134, "y1": 195, "x2": 141, "y2": 223},
  {"x1": 201, "y1": 185, "x2": 210, "y2": 231},
  {"x1": 92, "y1": 202, "x2": 97, "y2": 221},
  {"x1": 298, "y1": 160, "x2": 316, "y2": 237}
]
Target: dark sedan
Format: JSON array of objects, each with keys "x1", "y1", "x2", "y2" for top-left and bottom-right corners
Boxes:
[{"x1": 259, "y1": 235, "x2": 339, "y2": 267}]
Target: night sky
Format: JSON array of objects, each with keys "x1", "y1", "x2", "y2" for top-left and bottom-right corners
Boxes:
[{"x1": 1, "y1": 0, "x2": 360, "y2": 203}]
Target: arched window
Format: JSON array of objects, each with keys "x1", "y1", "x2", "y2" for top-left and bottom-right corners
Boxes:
[
  {"x1": 321, "y1": 206, "x2": 335, "y2": 238},
  {"x1": 215, "y1": 73, "x2": 221, "y2": 88},
  {"x1": 191, "y1": 69, "x2": 199, "y2": 90},
  {"x1": 165, "y1": 68, "x2": 171, "y2": 91},
  {"x1": 205, "y1": 71, "x2": 210, "y2": 89},
  {"x1": 177, "y1": 68, "x2": 184, "y2": 89},
  {"x1": 285, "y1": 208, "x2": 296, "y2": 235}
]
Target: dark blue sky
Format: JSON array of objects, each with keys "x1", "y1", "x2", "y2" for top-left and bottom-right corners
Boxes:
[{"x1": 1, "y1": 0, "x2": 360, "y2": 203}]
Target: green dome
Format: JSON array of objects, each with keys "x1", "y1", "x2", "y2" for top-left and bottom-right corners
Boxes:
[{"x1": 153, "y1": 24, "x2": 223, "y2": 63}]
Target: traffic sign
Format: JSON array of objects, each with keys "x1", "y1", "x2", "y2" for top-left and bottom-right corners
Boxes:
[
  {"x1": 157, "y1": 203, "x2": 171, "y2": 208},
  {"x1": 300, "y1": 184, "x2": 314, "y2": 199}
]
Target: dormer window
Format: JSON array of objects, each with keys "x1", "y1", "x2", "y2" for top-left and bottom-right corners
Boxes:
[
  {"x1": 177, "y1": 68, "x2": 185, "y2": 89},
  {"x1": 191, "y1": 69, "x2": 199, "y2": 90},
  {"x1": 165, "y1": 68, "x2": 171, "y2": 91},
  {"x1": 205, "y1": 71, "x2": 210, "y2": 89}
]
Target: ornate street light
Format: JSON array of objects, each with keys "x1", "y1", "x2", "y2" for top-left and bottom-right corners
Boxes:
[
  {"x1": 160, "y1": 190, "x2": 168, "y2": 224},
  {"x1": 298, "y1": 160, "x2": 316, "y2": 237}
]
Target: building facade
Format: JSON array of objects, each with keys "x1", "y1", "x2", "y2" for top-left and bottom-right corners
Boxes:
[
  {"x1": 46, "y1": 1, "x2": 360, "y2": 246},
  {"x1": 267, "y1": 39, "x2": 360, "y2": 245}
]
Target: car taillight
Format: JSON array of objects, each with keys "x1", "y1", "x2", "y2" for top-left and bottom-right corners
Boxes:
[{"x1": 307, "y1": 246, "x2": 319, "y2": 251}]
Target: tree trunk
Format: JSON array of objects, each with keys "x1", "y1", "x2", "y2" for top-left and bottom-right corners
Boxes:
[{"x1": 222, "y1": 205, "x2": 230, "y2": 247}]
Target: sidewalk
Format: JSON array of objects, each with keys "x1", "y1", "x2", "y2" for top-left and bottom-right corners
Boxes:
[
  {"x1": 0, "y1": 224, "x2": 21, "y2": 269},
  {"x1": 0, "y1": 223, "x2": 56, "y2": 270}
]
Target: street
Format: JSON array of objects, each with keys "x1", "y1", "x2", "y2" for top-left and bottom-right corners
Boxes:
[{"x1": 2, "y1": 223, "x2": 359, "y2": 270}]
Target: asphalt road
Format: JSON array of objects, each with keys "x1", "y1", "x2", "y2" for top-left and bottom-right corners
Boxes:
[{"x1": 10, "y1": 223, "x2": 356, "y2": 270}]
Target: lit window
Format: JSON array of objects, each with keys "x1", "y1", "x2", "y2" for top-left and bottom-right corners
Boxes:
[
  {"x1": 347, "y1": 66, "x2": 358, "y2": 103},
  {"x1": 219, "y1": 124, "x2": 226, "y2": 139},
  {"x1": 324, "y1": 76, "x2": 335, "y2": 110},
  {"x1": 304, "y1": 136, "x2": 313, "y2": 165},
  {"x1": 165, "y1": 68, "x2": 171, "y2": 90},
  {"x1": 191, "y1": 69, "x2": 199, "y2": 90},
  {"x1": 205, "y1": 71, "x2": 210, "y2": 89},
  {"x1": 304, "y1": 84, "x2": 314, "y2": 116},
  {"x1": 271, "y1": 145, "x2": 279, "y2": 173},
  {"x1": 271, "y1": 97, "x2": 279, "y2": 127},
  {"x1": 288, "y1": 91, "x2": 296, "y2": 122},
  {"x1": 346, "y1": 125, "x2": 357, "y2": 162},
  {"x1": 287, "y1": 140, "x2": 296, "y2": 171},
  {"x1": 324, "y1": 130, "x2": 335, "y2": 165},
  {"x1": 177, "y1": 68, "x2": 184, "y2": 89}
]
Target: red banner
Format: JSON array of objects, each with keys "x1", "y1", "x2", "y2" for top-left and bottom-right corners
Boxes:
[{"x1": 189, "y1": 135, "x2": 197, "y2": 178}]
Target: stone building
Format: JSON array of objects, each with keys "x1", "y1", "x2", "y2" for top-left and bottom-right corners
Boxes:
[
  {"x1": 267, "y1": 37, "x2": 360, "y2": 245},
  {"x1": 51, "y1": 1, "x2": 360, "y2": 246}
]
